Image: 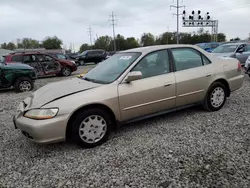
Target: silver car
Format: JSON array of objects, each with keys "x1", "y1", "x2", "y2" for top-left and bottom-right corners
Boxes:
[
  {"x1": 13, "y1": 44, "x2": 244, "y2": 148},
  {"x1": 211, "y1": 42, "x2": 250, "y2": 65}
]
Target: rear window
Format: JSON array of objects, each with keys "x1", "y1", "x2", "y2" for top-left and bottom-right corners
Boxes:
[{"x1": 11, "y1": 55, "x2": 23, "y2": 62}]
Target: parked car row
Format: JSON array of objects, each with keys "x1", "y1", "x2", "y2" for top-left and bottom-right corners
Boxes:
[{"x1": 5, "y1": 51, "x2": 77, "y2": 77}]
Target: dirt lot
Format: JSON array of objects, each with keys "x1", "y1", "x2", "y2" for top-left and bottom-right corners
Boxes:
[{"x1": 0, "y1": 67, "x2": 250, "y2": 188}]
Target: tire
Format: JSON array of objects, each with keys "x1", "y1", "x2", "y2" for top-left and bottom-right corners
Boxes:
[
  {"x1": 203, "y1": 82, "x2": 227, "y2": 112},
  {"x1": 61, "y1": 67, "x2": 72, "y2": 77},
  {"x1": 79, "y1": 60, "x2": 85, "y2": 66},
  {"x1": 70, "y1": 108, "x2": 113, "y2": 148},
  {"x1": 14, "y1": 77, "x2": 34, "y2": 92}
]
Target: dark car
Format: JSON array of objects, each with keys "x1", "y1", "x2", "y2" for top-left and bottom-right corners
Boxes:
[
  {"x1": 75, "y1": 49, "x2": 107, "y2": 66},
  {"x1": 0, "y1": 61, "x2": 36, "y2": 92},
  {"x1": 47, "y1": 52, "x2": 77, "y2": 65},
  {"x1": 5, "y1": 52, "x2": 77, "y2": 77}
]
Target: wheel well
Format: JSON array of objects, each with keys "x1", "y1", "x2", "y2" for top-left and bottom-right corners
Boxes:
[
  {"x1": 213, "y1": 79, "x2": 230, "y2": 97},
  {"x1": 12, "y1": 76, "x2": 31, "y2": 86},
  {"x1": 66, "y1": 104, "x2": 117, "y2": 140}
]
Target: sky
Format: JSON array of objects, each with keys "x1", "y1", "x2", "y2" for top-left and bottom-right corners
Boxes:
[{"x1": 0, "y1": 0, "x2": 250, "y2": 51}]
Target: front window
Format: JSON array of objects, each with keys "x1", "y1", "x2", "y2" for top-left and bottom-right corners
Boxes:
[
  {"x1": 132, "y1": 50, "x2": 170, "y2": 79},
  {"x1": 82, "y1": 52, "x2": 141, "y2": 84},
  {"x1": 212, "y1": 44, "x2": 238, "y2": 53},
  {"x1": 81, "y1": 51, "x2": 88, "y2": 55}
]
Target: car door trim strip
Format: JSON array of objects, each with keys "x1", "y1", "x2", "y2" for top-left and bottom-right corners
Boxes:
[
  {"x1": 178, "y1": 89, "x2": 204, "y2": 97},
  {"x1": 123, "y1": 96, "x2": 176, "y2": 111}
]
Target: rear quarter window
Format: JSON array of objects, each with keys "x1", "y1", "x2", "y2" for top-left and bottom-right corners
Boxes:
[{"x1": 11, "y1": 55, "x2": 23, "y2": 62}]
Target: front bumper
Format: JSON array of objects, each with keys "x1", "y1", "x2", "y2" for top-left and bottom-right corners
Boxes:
[{"x1": 13, "y1": 112, "x2": 70, "y2": 144}]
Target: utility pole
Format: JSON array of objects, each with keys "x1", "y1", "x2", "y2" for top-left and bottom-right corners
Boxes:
[
  {"x1": 170, "y1": 0, "x2": 185, "y2": 44},
  {"x1": 96, "y1": 33, "x2": 100, "y2": 48},
  {"x1": 87, "y1": 25, "x2": 93, "y2": 49},
  {"x1": 109, "y1": 11, "x2": 117, "y2": 52}
]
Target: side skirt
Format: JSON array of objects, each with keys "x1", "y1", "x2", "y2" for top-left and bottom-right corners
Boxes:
[{"x1": 116, "y1": 102, "x2": 202, "y2": 127}]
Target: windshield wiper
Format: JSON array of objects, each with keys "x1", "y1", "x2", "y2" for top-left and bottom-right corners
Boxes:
[{"x1": 82, "y1": 77, "x2": 109, "y2": 84}]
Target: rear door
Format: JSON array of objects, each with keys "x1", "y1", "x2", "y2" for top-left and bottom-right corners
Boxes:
[
  {"x1": 23, "y1": 54, "x2": 44, "y2": 76},
  {"x1": 170, "y1": 47, "x2": 214, "y2": 107}
]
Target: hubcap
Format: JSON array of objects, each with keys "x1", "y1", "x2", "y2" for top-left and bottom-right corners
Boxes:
[
  {"x1": 19, "y1": 81, "x2": 31, "y2": 91},
  {"x1": 211, "y1": 87, "x2": 225, "y2": 108},
  {"x1": 80, "y1": 61, "x2": 84, "y2": 66},
  {"x1": 63, "y1": 68, "x2": 71, "y2": 76},
  {"x1": 79, "y1": 115, "x2": 107, "y2": 144}
]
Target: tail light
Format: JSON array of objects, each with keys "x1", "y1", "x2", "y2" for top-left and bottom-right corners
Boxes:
[{"x1": 237, "y1": 62, "x2": 242, "y2": 72}]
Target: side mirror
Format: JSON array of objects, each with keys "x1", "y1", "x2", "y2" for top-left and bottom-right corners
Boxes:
[
  {"x1": 124, "y1": 71, "x2": 142, "y2": 83},
  {"x1": 237, "y1": 48, "x2": 244, "y2": 53}
]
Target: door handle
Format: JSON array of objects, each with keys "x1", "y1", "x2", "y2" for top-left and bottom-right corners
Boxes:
[
  {"x1": 205, "y1": 73, "x2": 212, "y2": 77},
  {"x1": 164, "y1": 83, "x2": 172, "y2": 87}
]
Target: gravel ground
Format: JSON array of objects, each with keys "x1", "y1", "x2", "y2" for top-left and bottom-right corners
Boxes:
[{"x1": 0, "y1": 68, "x2": 250, "y2": 188}]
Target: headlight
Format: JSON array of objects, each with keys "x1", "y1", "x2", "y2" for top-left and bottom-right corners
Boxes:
[
  {"x1": 71, "y1": 61, "x2": 75, "y2": 64},
  {"x1": 24, "y1": 108, "x2": 59, "y2": 120}
]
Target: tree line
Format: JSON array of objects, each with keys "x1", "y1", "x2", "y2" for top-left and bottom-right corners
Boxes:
[
  {"x1": 1, "y1": 28, "x2": 242, "y2": 52},
  {"x1": 0, "y1": 36, "x2": 63, "y2": 50},
  {"x1": 80, "y1": 28, "x2": 228, "y2": 52}
]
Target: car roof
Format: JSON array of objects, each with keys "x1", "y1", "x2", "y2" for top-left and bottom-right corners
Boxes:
[
  {"x1": 221, "y1": 42, "x2": 244, "y2": 46},
  {"x1": 9, "y1": 52, "x2": 50, "y2": 56},
  {"x1": 121, "y1": 44, "x2": 201, "y2": 53}
]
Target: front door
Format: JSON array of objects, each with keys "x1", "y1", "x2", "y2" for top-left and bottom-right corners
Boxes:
[
  {"x1": 170, "y1": 47, "x2": 214, "y2": 107},
  {"x1": 236, "y1": 44, "x2": 250, "y2": 64},
  {"x1": 0, "y1": 67, "x2": 12, "y2": 87},
  {"x1": 118, "y1": 50, "x2": 176, "y2": 121}
]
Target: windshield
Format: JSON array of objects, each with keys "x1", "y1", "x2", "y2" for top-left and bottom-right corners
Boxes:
[
  {"x1": 80, "y1": 51, "x2": 88, "y2": 55},
  {"x1": 56, "y1": 54, "x2": 66, "y2": 59},
  {"x1": 81, "y1": 52, "x2": 141, "y2": 84},
  {"x1": 212, "y1": 44, "x2": 238, "y2": 53}
]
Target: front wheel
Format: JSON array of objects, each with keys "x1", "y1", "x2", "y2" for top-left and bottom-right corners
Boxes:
[
  {"x1": 70, "y1": 108, "x2": 113, "y2": 148},
  {"x1": 61, "y1": 67, "x2": 72, "y2": 77},
  {"x1": 14, "y1": 77, "x2": 34, "y2": 92},
  {"x1": 203, "y1": 82, "x2": 227, "y2": 112}
]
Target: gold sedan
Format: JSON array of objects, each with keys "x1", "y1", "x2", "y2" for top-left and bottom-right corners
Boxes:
[{"x1": 13, "y1": 45, "x2": 244, "y2": 148}]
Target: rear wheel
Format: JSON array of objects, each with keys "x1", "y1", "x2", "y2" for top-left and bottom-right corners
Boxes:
[
  {"x1": 14, "y1": 77, "x2": 34, "y2": 92},
  {"x1": 70, "y1": 108, "x2": 113, "y2": 148},
  {"x1": 61, "y1": 67, "x2": 71, "y2": 76},
  {"x1": 79, "y1": 60, "x2": 85, "y2": 66},
  {"x1": 203, "y1": 82, "x2": 227, "y2": 111}
]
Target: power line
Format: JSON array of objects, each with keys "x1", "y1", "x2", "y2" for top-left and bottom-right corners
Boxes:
[
  {"x1": 109, "y1": 11, "x2": 118, "y2": 51},
  {"x1": 170, "y1": 0, "x2": 185, "y2": 44},
  {"x1": 87, "y1": 25, "x2": 93, "y2": 49}
]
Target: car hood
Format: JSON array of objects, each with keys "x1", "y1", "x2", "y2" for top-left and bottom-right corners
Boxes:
[
  {"x1": 5, "y1": 63, "x2": 34, "y2": 70},
  {"x1": 27, "y1": 78, "x2": 101, "y2": 109}
]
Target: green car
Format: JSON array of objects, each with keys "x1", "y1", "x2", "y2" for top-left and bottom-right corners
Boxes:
[{"x1": 0, "y1": 61, "x2": 37, "y2": 92}]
